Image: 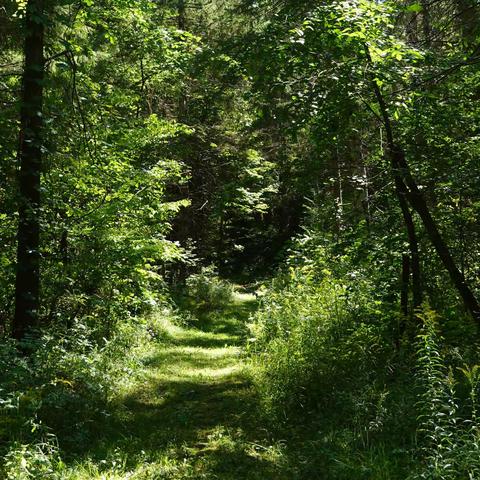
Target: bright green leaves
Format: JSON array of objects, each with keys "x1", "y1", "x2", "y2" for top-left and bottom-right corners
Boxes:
[
  {"x1": 405, "y1": 3, "x2": 423, "y2": 13},
  {"x1": 15, "y1": 0, "x2": 27, "y2": 10},
  {"x1": 32, "y1": 0, "x2": 203, "y2": 330},
  {"x1": 289, "y1": 27, "x2": 305, "y2": 45},
  {"x1": 13, "y1": 0, "x2": 27, "y2": 16}
]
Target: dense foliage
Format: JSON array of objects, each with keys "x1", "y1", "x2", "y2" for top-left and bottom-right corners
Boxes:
[{"x1": 2, "y1": 0, "x2": 480, "y2": 478}]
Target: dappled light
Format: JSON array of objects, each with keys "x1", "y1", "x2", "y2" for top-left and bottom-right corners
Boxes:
[
  {"x1": 2, "y1": 1, "x2": 480, "y2": 478},
  {"x1": 53, "y1": 292, "x2": 292, "y2": 479}
]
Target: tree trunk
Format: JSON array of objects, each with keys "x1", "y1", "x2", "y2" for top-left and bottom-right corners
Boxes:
[
  {"x1": 421, "y1": 0, "x2": 431, "y2": 47},
  {"x1": 368, "y1": 52, "x2": 480, "y2": 324},
  {"x1": 395, "y1": 175, "x2": 422, "y2": 310},
  {"x1": 401, "y1": 254, "x2": 410, "y2": 318},
  {"x1": 456, "y1": 0, "x2": 479, "y2": 46},
  {"x1": 13, "y1": 0, "x2": 46, "y2": 340},
  {"x1": 397, "y1": 253, "x2": 410, "y2": 348},
  {"x1": 393, "y1": 146, "x2": 480, "y2": 323},
  {"x1": 178, "y1": 0, "x2": 186, "y2": 30}
]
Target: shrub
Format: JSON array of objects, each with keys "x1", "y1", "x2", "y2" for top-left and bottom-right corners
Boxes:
[
  {"x1": 0, "y1": 315, "x2": 154, "y2": 476},
  {"x1": 413, "y1": 306, "x2": 480, "y2": 480},
  {"x1": 248, "y1": 264, "x2": 392, "y2": 421},
  {"x1": 185, "y1": 265, "x2": 234, "y2": 312},
  {"x1": 2, "y1": 440, "x2": 65, "y2": 480}
]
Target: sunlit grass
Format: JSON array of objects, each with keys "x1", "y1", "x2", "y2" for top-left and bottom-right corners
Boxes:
[{"x1": 55, "y1": 290, "x2": 292, "y2": 480}]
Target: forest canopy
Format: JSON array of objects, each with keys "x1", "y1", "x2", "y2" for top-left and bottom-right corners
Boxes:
[{"x1": 1, "y1": 0, "x2": 480, "y2": 478}]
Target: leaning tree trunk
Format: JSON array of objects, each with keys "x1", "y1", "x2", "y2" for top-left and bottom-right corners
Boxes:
[
  {"x1": 369, "y1": 55, "x2": 480, "y2": 325},
  {"x1": 368, "y1": 50, "x2": 423, "y2": 320},
  {"x1": 13, "y1": 0, "x2": 46, "y2": 340},
  {"x1": 393, "y1": 146, "x2": 480, "y2": 323}
]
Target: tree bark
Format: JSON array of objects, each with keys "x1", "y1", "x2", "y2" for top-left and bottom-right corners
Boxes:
[
  {"x1": 395, "y1": 173, "x2": 422, "y2": 310},
  {"x1": 420, "y1": 0, "x2": 431, "y2": 47},
  {"x1": 367, "y1": 51, "x2": 423, "y2": 317},
  {"x1": 178, "y1": 0, "x2": 186, "y2": 30},
  {"x1": 13, "y1": 0, "x2": 46, "y2": 340},
  {"x1": 456, "y1": 0, "x2": 479, "y2": 46},
  {"x1": 393, "y1": 146, "x2": 480, "y2": 323},
  {"x1": 368, "y1": 51, "x2": 480, "y2": 324},
  {"x1": 397, "y1": 253, "x2": 410, "y2": 348},
  {"x1": 401, "y1": 254, "x2": 410, "y2": 318}
]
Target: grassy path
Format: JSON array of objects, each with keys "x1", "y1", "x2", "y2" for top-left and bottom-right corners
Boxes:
[{"x1": 68, "y1": 291, "x2": 291, "y2": 479}]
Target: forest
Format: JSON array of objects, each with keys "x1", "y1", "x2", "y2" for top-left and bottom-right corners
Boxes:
[{"x1": 1, "y1": 0, "x2": 480, "y2": 478}]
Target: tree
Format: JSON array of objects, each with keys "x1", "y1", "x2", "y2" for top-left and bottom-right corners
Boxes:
[{"x1": 13, "y1": 0, "x2": 46, "y2": 340}]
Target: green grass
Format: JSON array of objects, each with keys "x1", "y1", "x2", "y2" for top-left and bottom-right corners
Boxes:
[
  {"x1": 3, "y1": 287, "x2": 420, "y2": 479},
  {"x1": 58, "y1": 289, "x2": 292, "y2": 479}
]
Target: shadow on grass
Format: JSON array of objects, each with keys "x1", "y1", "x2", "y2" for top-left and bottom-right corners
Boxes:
[
  {"x1": 53, "y1": 289, "x2": 414, "y2": 480},
  {"x1": 58, "y1": 292, "x2": 293, "y2": 479}
]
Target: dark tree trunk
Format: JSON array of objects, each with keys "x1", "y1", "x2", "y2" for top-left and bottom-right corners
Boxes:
[
  {"x1": 13, "y1": 0, "x2": 46, "y2": 340},
  {"x1": 178, "y1": 0, "x2": 186, "y2": 30},
  {"x1": 368, "y1": 53, "x2": 423, "y2": 319},
  {"x1": 368, "y1": 51, "x2": 480, "y2": 324},
  {"x1": 456, "y1": 0, "x2": 479, "y2": 46},
  {"x1": 393, "y1": 147, "x2": 480, "y2": 323},
  {"x1": 397, "y1": 253, "x2": 410, "y2": 348},
  {"x1": 395, "y1": 175, "x2": 422, "y2": 310},
  {"x1": 401, "y1": 254, "x2": 410, "y2": 318},
  {"x1": 420, "y1": 0, "x2": 431, "y2": 46}
]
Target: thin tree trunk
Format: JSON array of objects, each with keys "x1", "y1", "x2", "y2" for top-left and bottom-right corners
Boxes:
[
  {"x1": 13, "y1": 0, "x2": 45, "y2": 340},
  {"x1": 178, "y1": 0, "x2": 186, "y2": 30},
  {"x1": 393, "y1": 146, "x2": 480, "y2": 322},
  {"x1": 421, "y1": 0, "x2": 431, "y2": 47},
  {"x1": 397, "y1": 253, "x2": 410, "y2": 348},
  {"x1": 177, "y1": 1, "x2": 188, "y2": 119},
  {"x1": 395, "y1": 174, "x2": 422, "y2": 310},
  {"x1": 368, "y1": 49, "x2": 423, "y2": 317},
  {"x1": 401, "y1": 254, "x2": 410, "y2": 318},
  {"x1": 362, "y1": 162, "x2": 371, "y2": 231},
  {"x1": 368, "y1": 53, "x2": 480, "y2": 324},
  {"x1": 335, "y1": 147, "x2": 344, "y2": 234}
]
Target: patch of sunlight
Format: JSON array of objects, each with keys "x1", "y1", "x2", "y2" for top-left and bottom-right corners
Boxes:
[
  {"x1": 196, "y1": 364, "x2": 243, "y2": 378},
  {"x1": 175, "y1": 328, "x2": 234, "y2": 342},
  {"x1": 63, "y1": 458, "x2": 188, "y2": 480},
  {"x1": 173, "y1": 346, "x2": 241, "y2": 358},
  {"x1": 158, "y1": 320, "x2": 184, "y2": 338},
  {"x1": 232, "y1": 291, "x2": 257, "y2": 303}
]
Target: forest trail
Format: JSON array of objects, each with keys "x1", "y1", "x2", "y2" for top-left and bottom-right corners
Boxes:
[{"x1": 70, "y1": 290, "x2": 291, "y2": 479}]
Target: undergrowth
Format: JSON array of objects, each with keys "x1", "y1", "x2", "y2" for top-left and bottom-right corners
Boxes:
[
  {"x1": 0, "y1": 310, "x2": 177, "y2": 479},
  {"x1": 185, "y1": 265, "x2": 234, "y2": 313},
  {"x1": 414, "y1": 307, "x2": 480, "y2": 479},
  {"x1": 248, "y1": 253, "x2": 480, "y2": 479},
  {"x1": 3, "y1": 262, "x2": 480, "y2": 479}
]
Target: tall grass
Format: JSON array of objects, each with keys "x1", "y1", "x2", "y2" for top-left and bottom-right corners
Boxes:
[
  {"x1": 0, "y1": 311, "x2": 175, "y2": 479},
  {"x1": 248, "y1": 265, "x2": 480, "y2": 479}
]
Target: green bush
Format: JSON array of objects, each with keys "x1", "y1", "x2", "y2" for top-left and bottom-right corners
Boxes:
[
  {"x1": 0, "y1": 316, "x2": 153, "y2": 476},
  {"x1": 413, "y1": 306, "x2": 480, "y2": 480},
  {"x1": 2, "y1": 440, "x2": 65, "y2": 480},
  {"x1": 248, "y1": 263, "x2": 392, "y2": 421},
  {"x1": 185, "y1": 266, "x2": 234, "y2": 312}
]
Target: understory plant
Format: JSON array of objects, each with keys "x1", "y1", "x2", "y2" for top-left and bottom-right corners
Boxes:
[
  {"x1": 248, "y1": 258, "x2": 392, "y2": 419},
  {"x1": 0, "y1": 312, "x2": 167, "y2": 479},
  {"x1": 185, "y1": 265, "x2": 234, "y2": 313},
  {"x1": 414, "y1": 306, "x2": 480, "y2": 480}
]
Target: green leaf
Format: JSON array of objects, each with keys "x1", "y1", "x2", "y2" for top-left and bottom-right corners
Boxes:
[{"x1": 406, "y1": 3, "x2": 423, "y2": 12}]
